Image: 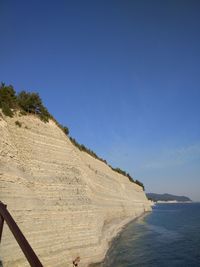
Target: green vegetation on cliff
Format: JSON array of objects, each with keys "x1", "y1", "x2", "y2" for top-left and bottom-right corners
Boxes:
[
  {"x1": 0, "y1": 83, "x2": 144, "y2": 190},
  {"x1": 109, "y1": 167, "x2": 144, "y2": 190},
  {"x1": 69, "y1": 137, "x2": 107, "y2": 164},
  {"x1": 0, "y1": 83, "x2": 51, "y2": 122}
]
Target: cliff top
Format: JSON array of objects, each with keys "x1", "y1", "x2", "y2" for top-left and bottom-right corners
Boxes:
[{"x1": 0, "y1": 82, "x2": 145, "y2": 190}]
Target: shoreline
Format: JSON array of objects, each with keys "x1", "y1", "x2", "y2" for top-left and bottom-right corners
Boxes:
[
  {"x1": 88, "y1": 210, "x2": 151, "y2": 267},
  {"x1": 89, "y1": 204, "x2": 200, "y2": 267},
  {"x1": 156, "y1": 201, "x2": 193, "y2": 204}
]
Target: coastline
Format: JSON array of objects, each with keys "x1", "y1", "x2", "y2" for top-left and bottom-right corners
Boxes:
[
  {"x1": 0, "y1": 114, "x2": 151, "y2": 266},
  {"x1": 88, "y1": 210, "x2": 151, "y2": 267},
  {"x1": 156, "y1": 201, "x2": 193, "y2": 204},
  {"x1": 90, "y1": 203, "x2": 200, "y2": 267}
]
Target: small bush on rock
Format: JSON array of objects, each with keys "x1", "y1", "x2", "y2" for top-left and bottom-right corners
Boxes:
[{"x1": 15, "y1": 120, "x2": 22, "y2": 127}]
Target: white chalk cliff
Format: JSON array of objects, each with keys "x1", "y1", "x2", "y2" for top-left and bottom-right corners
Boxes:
[{"x1": 0, "y1": 113, "x2": 151, "y2": 267}]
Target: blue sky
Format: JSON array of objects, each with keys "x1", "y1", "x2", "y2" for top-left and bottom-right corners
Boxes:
[{"x1": 0, "y1": 0, "x2": 200, "y2": 200}]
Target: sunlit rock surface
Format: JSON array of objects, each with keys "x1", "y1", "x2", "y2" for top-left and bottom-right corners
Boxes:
[{"x1": 0, "y1": 113, "x2": 151, "y2": 267}]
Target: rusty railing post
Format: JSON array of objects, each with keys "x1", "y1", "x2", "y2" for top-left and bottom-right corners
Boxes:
[
  {"x1": 0, "y1": 202, "x2": 6, "y2": 242},
  {"x1": 0, "y1": 201, "x2": 43, "y2": 267}
]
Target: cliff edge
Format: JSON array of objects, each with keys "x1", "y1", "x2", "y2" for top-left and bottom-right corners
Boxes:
[{"x1": 0, "y1": 113, "x2": 151, "y2": 267}]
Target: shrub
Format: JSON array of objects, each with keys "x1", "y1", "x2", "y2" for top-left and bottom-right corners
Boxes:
[
  {"x1": 1, "y1": 102, "x2": 14, "y2": 117},
  {"x1": 110, "y1": 166, "x2": 144, "y2": 190},
  {"x1": 62, "y1": 126, "x2": 69, "y2": 135},
  {"x1": 135, "y1": 180, "x2": 145, "y2": 191},
  {"x1": 15, "y1": 120, "x2": 22, "y2": 127},
  {"x1": 38, "y1": 106, "x2": 50, "y2": 122}
]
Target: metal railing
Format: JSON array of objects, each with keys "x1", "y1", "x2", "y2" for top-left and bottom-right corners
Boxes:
[{"x1": 0, "y1": 201, "x2": 43, "y2": 267}]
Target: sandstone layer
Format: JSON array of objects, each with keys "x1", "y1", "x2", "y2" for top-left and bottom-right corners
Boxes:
[{"x1": 0, "y1": 113, "x2": 151, "y2": 267}]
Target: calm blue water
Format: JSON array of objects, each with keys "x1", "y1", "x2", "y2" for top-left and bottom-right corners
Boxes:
[{"x1": 101, "y1": 203, "x2": 200, "y2": 267}]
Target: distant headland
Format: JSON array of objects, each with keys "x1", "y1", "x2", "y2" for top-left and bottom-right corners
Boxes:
[{"x1": 147, "y1": 193, "x2": 192, "y2": 203}]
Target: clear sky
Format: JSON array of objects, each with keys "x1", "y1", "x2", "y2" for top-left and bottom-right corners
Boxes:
[{"x1": 1, "y1": 0, "x2": 200, "y2": 201}]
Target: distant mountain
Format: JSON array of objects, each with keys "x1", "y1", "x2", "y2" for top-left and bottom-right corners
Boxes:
[{"x1": 146, "y1": 193, "x2": 192, "y2": 202}]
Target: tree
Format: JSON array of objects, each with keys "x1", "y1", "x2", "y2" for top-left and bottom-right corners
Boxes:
[
  {"x1": 0, "y1": 83, "x2": 17, "y2": 116},
  {"x1": 17, "y1": 91, "x2": 42, "y2": 113},
  {"x1": 17, "y1": 91, "x2": 50, "y2": 122}
]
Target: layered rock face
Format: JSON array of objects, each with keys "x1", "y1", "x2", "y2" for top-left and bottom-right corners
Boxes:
[{"x1": 0, "y1": 114, "x2": 151, "y2": 267}]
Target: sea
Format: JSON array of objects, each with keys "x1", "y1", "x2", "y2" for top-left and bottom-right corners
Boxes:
[{"x1": 96, "y1": 203, "x2": 200, "y2": 267}]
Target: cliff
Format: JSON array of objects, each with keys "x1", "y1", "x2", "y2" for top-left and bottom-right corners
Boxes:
[{"x1": 0, "y1": 113, "x2": 151, "y2": 267}]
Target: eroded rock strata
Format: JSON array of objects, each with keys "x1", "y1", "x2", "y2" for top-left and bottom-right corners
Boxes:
[{"x1": 0, "y1": 114, "x2": 151, "y2": 267}]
